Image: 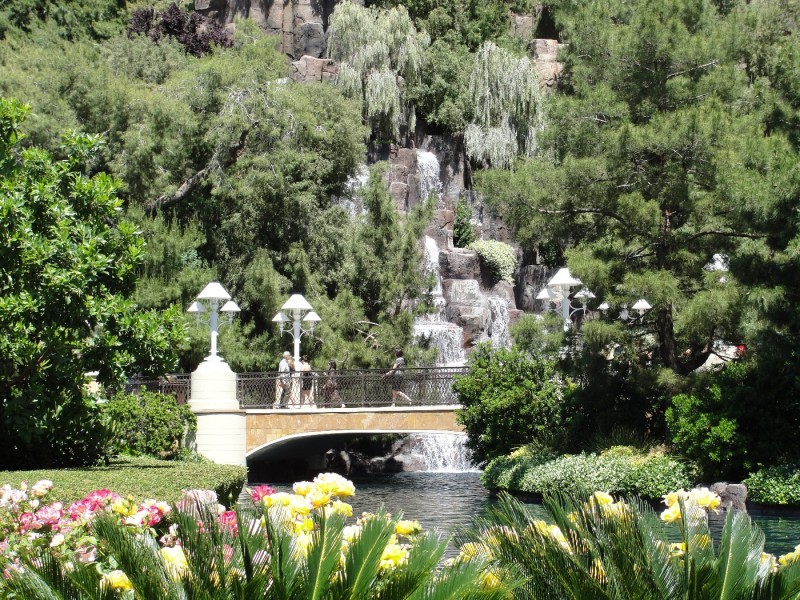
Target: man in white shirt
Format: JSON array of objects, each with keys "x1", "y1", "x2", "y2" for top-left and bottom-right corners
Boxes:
[{"x1": 276, "y1": 351, "x2": 291, "y2": 407}]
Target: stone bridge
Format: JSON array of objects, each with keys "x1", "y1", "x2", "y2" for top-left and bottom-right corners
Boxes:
[{"x1": 133, "y1": 365, "x2": 468, "y2": 468}]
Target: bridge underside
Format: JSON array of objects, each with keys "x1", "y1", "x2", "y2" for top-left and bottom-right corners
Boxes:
[{"x1": 245, "y1": 407, "x2": 462, "y2": 482}]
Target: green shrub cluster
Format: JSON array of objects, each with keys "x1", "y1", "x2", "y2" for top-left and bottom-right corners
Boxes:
[
  {"x1": 482, "y1": 446, "x2": 694, "y2": 500},
  {"x1": 0, "y1": 456, "x2": 246, "y2": 507},
  {"x1": 102, "y1": 389, "x2": 196, "y2": 459},
  {"x1": 467, "y1": 239, "x2": 516, "y2": 283},
  {"x1": 744, "y1": 464, "x2": 800, "y2": 505},
  {"x1": 452, "y1": 199, "x2": 475, "y2": 248}
]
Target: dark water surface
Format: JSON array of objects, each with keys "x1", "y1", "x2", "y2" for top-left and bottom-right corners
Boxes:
[{"x1": 271, "y1": 471, "x2": 800, "y2": 557}]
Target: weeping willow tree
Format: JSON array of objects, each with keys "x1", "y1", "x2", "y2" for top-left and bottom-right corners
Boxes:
[
  {"x1": 465, "y1": 42, "x2": 544, "y2": 168},
  {"x1": 327, "y1": 2, "x2": 429, "y2": 141}
]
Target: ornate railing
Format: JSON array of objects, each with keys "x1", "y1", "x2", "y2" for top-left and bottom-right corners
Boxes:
[
  {"x1": 237, "y1": 367, "x2": 468, "y2": 409},
  {"x1": 124, "y1": 375, "x2": 191, "y2": 405}
]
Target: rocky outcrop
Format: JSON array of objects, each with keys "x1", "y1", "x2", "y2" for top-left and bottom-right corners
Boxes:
[
  {"x1": 531, "y1": 39, "x2": 564, "y2": 89},
  {"x1": 194, "y1": 0, "x2": 361, "y2": 59},
  {"x1": 711, "y1": 482, "x2": 748, "y2": 511},
  {"x1": 289, "y1": 55, "x2": 338, "y2": 83}
]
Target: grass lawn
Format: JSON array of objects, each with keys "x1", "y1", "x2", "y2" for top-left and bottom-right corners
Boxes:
[{"x1": 0, "y1": 456, "x2": 247, "y2": 507}]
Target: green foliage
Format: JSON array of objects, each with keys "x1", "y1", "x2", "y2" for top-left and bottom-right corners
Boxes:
[
  {"x1": 0, "y1": 98, "x2": 186, "y2": 469},
  {"x1": 0, "y1": 0, "x2": 128, "y2": 41},
  {"x1": 666, "y1": 359, "x2": 800, "y2": 480},
  {"x1": 102, "y1": 390, "x2": 196, "y2": 459},
  {"x1": 482, "y1": 446, "x2": 694, "y2": 499},
  {"x1": 459, "y1": 489, "x2": 800, "y2": 600},
  {"x1": 0, "y1": 456, "x2": 246, "y2": 507},
  {"x1": 510, "y1": 313, "x2": 566, "y2": 359},
  {"x1": 327, "y1": 3, "x2": 430, "y2": 141},
  {"x1": 452, "y1": 198, "x2": 476, "y2": 248},
  {"x1": 467, "y1": 239, "x2": 517, "y2": 283},
  {"x1": 465, "y1": 41, "x2": 543, "y2": 168},
  {"x1": 454, "y1": 344, "x2": 570, "y2": 464},
  {"x1": 745, "y1": 464, "x2": 800, "y2": 506}
]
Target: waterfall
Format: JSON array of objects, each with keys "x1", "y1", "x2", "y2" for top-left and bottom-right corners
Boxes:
[
  {"x1": 486, "y1": 296, "x2": 510, "y2": 348},
  {"x1": 333, "y1": 164, "x2": 369, "y2": 217},
  {"x1": 416, "y1": 150, "x2": 444, "y2": 207},
  {"x1": 412, "y1": 433, "x2": 479, "y2": 473},
  {"x1": 413, "y1": 236, "x2": 467, "y2": 366}
]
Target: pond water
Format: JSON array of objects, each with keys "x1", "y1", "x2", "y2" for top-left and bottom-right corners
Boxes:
[{"x1": 270, "y1": 471, "x2": 800, "y2": 558}]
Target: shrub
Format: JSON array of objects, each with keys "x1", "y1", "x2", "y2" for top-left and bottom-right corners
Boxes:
[
  {"x1": 453, "y1": 199, "x2": 476, "y2": 248},
  {"x1": 454, "y1": 344, "x2": 571, "y2": 465},
  {"x1": 482, "y1": 446, "x2": 694, "y2": 500},
  {"x1": 467, "y1": 239, "x2": 516, "y2": 283},
  {"x1": 102, "y1": 389, "x2": 196, "y2": 459},
  {"x1": 744, "y1": 464, "x2": 800, "y2": 505}
]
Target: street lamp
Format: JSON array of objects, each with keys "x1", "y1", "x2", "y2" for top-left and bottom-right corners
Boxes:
[
  {"x1": 598, "y1": 298, "x2": 652, "y2": 322},
  {"x1": 536, "y1": 267, "x2": 595, "y2": 331},
  {"x1": 272, "y1": 294, "x2": 321, "y2": 362},
  {"x1": 187, "y1": 282, "x2": 241, "y2": 362}
]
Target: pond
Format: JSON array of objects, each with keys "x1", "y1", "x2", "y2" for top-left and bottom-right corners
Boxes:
[{"x1": 270, "y1": 471, "x2": 800, "y2": 558}]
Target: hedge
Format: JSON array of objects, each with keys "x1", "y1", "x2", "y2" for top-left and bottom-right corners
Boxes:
[
  {"x1": 482, "y1": 445, "x2": 694, "y2": 500},
  {"x1": 744, "y1": 464, "x2": 800, "y2": 505},
  {"x1": 0, "y1": 456, "x2": 247, "y2": 507}
]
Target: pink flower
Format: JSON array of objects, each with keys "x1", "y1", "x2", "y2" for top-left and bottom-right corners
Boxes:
[
  {"x1": 218, "y1": 511, "x2": 238, "y2": 535},
  {"x1": 75, "y1": 545, "x2": 97, "y2": 564},
  {"x1": 249, "y1": 485, "x2": 275, "y2": 502},
  {"x1": 35, "y1": 503, "x2": 64, "y2": 528},
  {"x1": 30, "y1": 480, "x2": 53, "y2": 498}
]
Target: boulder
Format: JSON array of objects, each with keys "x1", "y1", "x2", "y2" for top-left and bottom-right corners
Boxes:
[
  {"x1": 711, "y1": 482, "x2": 748, "y2": 511},
  {"x1": 440, "y1": 249, "x2": 481, "y2": 280},
  {"x1": 289, "y1": 55, "x2": 338, "y2": 83},
  {"x1": 531, "y1": 38, "x2": 564, "y2": 90}
]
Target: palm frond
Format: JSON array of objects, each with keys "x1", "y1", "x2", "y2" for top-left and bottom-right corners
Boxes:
[
  {"x1": 333, "y1": 509, "x2": 395, "y2": 600},
  {"x1": 303, "y1": 511, "x2": 346, "y2": 600}
]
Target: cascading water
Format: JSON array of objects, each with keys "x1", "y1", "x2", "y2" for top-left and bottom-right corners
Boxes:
[
  {"x1": 411, "y1": 433, "x2": 479, "y2": 473},
  {"x1": 333, "y1": 164, "x2": 369, "y2": 217},
  {"x1": 485, "y1": 296, "x2": 510, "y2": 348},
  {"x1": 413, "y1": 236, "x2": 467, "y2": 366},
  {"x1": 416, "y1": 150, "x2": 444, "y2": 208}
]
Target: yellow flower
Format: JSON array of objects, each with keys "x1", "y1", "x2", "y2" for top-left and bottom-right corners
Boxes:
[
  {"x1": 326, "y1": 500, "x2": 353, "y2": 517},
  {"x1": 395, "y1": 519, "x2": 422, "y2": 536},
  {"x1": 101, "y1": 570, "x2": 132, "y2": 592},
  {"x1": 342, "y1": 525, "x2": 361, "y2": 544},
  {"x1": 458, "y1": 542, "x2": 490, "y2": 559},
  {"x1": 778, "y1": 549, "x2": 800, "y2": 567},
  {"x1": 111, "y1": 497, "x2": 137, "y2": 517},
  {"x1": 379, "y1": 541, "x2": 409, "y2": 571},
  {"x1": 313, "y1": 473, "x2": 355, "y2": 498},
  {"x1": 480, "y1": 571, "x2": 502, "y2": 589},
  {"x1": 160, "y1": 546, "x2": 189, "y2": 580},
  {"x1": 288, "y1": 495, "x2": 313, "y2": 518},
  {"x1": 263, "y1": 492, "x2": 294, "y2": 508},
  {"x1": 293, "y1": 481, "x2": 314, "y2": 496},
  {"x1": 660, "y1": 504, "x2": 682, "y2": 523},
  {"x1": 689, "y1": 487, "x2": 721, "y2": 512},
  {"x1": 591, "y1": 491, "x2": 614, "y2": 506},
  {"x1": 590, "y1": 558, "x2": 607, "y2": 583},
  {"x1": 662, "y1": 490, "x2": 688, "y2": 508},
  {"x1": 307, "y1": 489, "x2": 332, "y2": 509},
  {"x1": 669, "y1": 542, "x2": 686, "y2": 557},
  {"x1": 762, "y1": 552, "x2": 779, "y2": 573},
  {"x1": 292, "y1": 517, "x2": 314, "y2": 533},
  {"x1": 293, "y1": 532, "x2": 313, "y2": 559}
]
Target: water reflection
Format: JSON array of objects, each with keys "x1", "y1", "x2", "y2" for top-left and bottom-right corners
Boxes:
[{"x1": 269, "y1": 471, "x2": 800, "y2": 557}]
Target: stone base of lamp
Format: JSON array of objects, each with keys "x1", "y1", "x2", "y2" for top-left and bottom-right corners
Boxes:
[{"x1": 189, "y1": 358, "x2": 246, "y2": 467}]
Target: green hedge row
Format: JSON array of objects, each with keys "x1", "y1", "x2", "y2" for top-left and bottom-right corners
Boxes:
[
  {"x1": 482, "y1": 446, "x2": 694, "y2": 500},
  {"x1": 744, "y1": 464, "x2": 800, "y2": 505},
  {"x1": 0, "y1": 456, "x2": 247, "y2": 507}
]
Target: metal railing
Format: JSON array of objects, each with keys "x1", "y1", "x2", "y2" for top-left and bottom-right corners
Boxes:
[
  {"x1": 237, "y1": 367, "x2": 468, "y2": 409},
  {"x1": 124, "y1": 375, "x2": 191, "y2": 405}
]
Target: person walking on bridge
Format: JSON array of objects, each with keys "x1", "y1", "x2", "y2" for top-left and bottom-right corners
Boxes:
[
  {"x1": 275, "y1": 351, "x2": 291, "y2": 408},
  {"x1": 384, "y1": 349, "x2": 412, "y2": 406}
]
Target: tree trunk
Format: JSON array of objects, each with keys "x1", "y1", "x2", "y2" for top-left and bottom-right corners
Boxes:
[{"x1": 657, "y1": 304, "x2": 680, "y2": 372}]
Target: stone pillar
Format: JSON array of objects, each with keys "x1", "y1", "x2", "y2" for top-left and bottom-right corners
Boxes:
[{"x1": 189, "y1": 357, "x2": 246, "y2": 466}]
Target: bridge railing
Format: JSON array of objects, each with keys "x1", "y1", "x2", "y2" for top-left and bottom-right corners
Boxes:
[
  {"x1": 237, "y1": 367, "x2": 468, "y2": 409},
  {"x1": 124, "y1": 374, "x2": 191, "y2": 405}
]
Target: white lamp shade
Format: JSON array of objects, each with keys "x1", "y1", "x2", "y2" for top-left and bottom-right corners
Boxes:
[
  {"x1": 575, "y1": 289, "x2": 596, "y2": 300},
  {"x1": 221, "y1": 300, "x2": 241, "y2": 313},
  {"x1": 547, "y1": 267, "x2": 582, "y2": 288},
  {"x1": 597, "y1": 301, "x2": 610, "y2": 311},
  {"x1": 197, "y1": 281, "x2": 232, "y2": 301},
  {"x1": 187, "y1": 301, "x2": 205, "y2": 314},
  {"x1": 632, "y1": 299, "x2": 652, "y2": 312},
  {"x1": 281, "y1": 294, "x2": 313, "y2": 311},
  {"x1": 536, "y1": 287, "x2": 556, "y2": 300},
  {"x1": 272, "y1": 311, "x2": 290, "y2": 323},
  {"x1": 303, "y1": 311, "x2": 321, "y2": 324}
]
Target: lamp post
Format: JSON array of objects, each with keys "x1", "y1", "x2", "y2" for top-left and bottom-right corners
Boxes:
[
  {"x1": 187, "y1": 282, "x2": 241, "y2": 362},
  {"x1": 272, "y1": 294, "x2": 321, "y2": 362},
  {"x1": 598, "y1": 298, "x2": 652, "y2": 323},
  {"x1": 536, "y1": 267, "x2": 594, "y2": 331}
]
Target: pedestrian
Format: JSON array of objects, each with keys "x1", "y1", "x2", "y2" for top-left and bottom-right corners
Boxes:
[
  {"x1": 383, "y1": 349, "x2": 412, "y2": 406},
  {"x1": 321, "y1": 360, "x2": 342, "y2": 408},
  {"x1": 287, "y1": 355, "x2": 299, "y2": 408},
  {"x1": 299, "y1": 355, "x2": 313, "y2": 407},
  {"x1": 275, "y1": 351, "x2": 291, "y2": 408}
]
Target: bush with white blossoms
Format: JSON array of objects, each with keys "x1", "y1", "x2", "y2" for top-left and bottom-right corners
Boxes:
[{"x1": 1, "y1": 473, "x2": 502, "y2": 600}]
